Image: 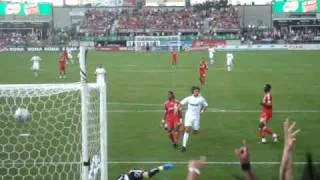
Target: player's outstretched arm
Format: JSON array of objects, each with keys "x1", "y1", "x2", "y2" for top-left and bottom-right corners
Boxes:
[
  {"x1": 142, "y1": 163, "x2": 174, "y2": 179},
  {"x1": 279, "y1": 119, "x2": 300, "y2": 180},
  {"x1": 187, "y1": 160, "x2": 207, "y2": 180},
  {"x1": 235, "y1": 140, "x2": 256, "y2": 180}
]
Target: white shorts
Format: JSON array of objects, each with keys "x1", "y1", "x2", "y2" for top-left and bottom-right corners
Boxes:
[
  {"x1": 96, "y1": 78, "x2": 105, "y2": 85},
  {"x1": 227, "y1": 60, "x2": 233, "y2": 66},
  {"x1": 32, "y1": 63, "x2": 39, "y2": 70},
  {"x1": 68, "y1": 53, "x2": 73, "y2": 59},
  {"x1": 184, "y1": 116, "x2": 200, "y2": 130}
]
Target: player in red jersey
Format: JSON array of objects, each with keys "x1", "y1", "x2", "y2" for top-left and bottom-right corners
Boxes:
[
  {"x1": 171, "y1": 50, "x2": 178, "y2": 66},
  {"x1": 63, "y1": 48, "x2": 68, "y2": 59},
  {"x1": 199, "y1": 58, "x2": 208, "y2": 87},
  {"x1": 259, "y1": 84, "x2": 278, "y2": 144},
  {"x1": 162, "y1": 91, "x2": 182, "y2": 148},
  {"x1": 59, "y1": 53, "x2": 67, "y2": 79}
]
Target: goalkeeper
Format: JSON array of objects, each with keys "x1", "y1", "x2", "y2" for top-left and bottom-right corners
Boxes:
[{"x1": 117, "y1": 163, "x2": 173, "y2": 180}]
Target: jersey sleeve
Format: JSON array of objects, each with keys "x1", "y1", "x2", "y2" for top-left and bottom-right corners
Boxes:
[
  {"x1": 180, "y1": 97, "x2": 189, "y2": 106},
  {"x1": 202, "y1": 97, "x2": 208, "y2": 107}
]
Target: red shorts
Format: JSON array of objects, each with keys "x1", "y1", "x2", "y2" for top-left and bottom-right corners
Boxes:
[
  {"x1": 260, "y1": 109, "x2": 272, "y2": 122},
  {"x1": 59, "y1": 65, "x2": 65, "y2": 71},
  {"x1": 200, "y1": 73, "x2": 206, "y2": 78},
  {"x1": 166, "y1": 117, "x2": 180, "y2": 130}
]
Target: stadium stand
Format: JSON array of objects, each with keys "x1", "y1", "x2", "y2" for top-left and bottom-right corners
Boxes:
[{"x1": 79, "y1": 7, "x2": 240, "y2": 35}]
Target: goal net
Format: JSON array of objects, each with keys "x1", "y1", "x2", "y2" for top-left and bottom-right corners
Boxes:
[
  {"x1": 0, "y1": 47, "x2": 107, "y2": 180},
  {"x1": 134, "y1": 35, "x2": 181, "y2": 52}
]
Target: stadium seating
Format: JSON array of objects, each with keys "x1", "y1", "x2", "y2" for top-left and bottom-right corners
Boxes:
[
  {"x1": 80, "y1": 9, "x2": 116, "y2": 35},
  {"x1": 80, "y1": 7, "x2": 240, "y2": 35}
]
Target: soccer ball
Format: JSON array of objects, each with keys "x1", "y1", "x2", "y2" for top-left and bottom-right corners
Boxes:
[{"x1": 14, "y1": 108, "x2": 30, "y2": 122}]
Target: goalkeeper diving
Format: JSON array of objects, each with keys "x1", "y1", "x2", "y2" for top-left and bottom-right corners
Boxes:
[{"x1": 117, "y1": 163, "x2": 173, "y2": 180}]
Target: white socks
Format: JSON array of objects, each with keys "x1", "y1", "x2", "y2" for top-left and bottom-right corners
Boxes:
[
  {"x1": 182, "y1": 132, "x2": 189, "y2": 147},
  {"x1": 210, "y1": 59, "x2": 214, "y2": 64}
]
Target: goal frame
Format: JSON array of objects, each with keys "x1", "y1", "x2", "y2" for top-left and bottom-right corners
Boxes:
[
  {"x1": 0, "y1": 46, "x2": 108, "y2": 180},
  {"x1": 80, "y1": 46, "x2": 108, "y2": 180}
]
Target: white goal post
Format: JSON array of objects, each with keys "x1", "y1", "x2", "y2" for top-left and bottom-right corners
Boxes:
[
  {"x1": 0, "y1": 47, "x2": 108, "y2": 180},
  {"x1": 134, "y1": 35, "x2": 181, "y2": 52}
]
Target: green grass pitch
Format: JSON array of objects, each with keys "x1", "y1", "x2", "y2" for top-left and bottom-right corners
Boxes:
[{"x1": 0, "y1": 50, "x2": 319, "y2": 180}]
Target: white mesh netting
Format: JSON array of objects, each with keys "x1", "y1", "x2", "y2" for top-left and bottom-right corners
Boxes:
[{"x1": 0, "y1": 83, "x2": 101, "y2": 180}]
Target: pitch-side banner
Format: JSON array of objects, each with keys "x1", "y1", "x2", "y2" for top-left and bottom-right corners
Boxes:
[
  {"x1": 0, "y1": 2, "x2": 52, "y2": 16},
  {"x1": 273, "y1": 0, "x2": 320, "y2": 14}
]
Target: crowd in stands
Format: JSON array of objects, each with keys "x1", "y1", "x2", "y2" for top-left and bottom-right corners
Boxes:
[
  {"x1": 118, "y1": 9, "x2": 144, "y2": 30},
  {"x1": 80, "y1": 9, "x2": 116, "y2": 36},
  {"x1": 242, "y1": 27, "x2": 320, "y2": 44},
  {"x1": 0, "y1": 32, "x2": 39, "y2": 48},
  {"x1": 80, "y1": 7, "x2": 240, "y2": 34}
]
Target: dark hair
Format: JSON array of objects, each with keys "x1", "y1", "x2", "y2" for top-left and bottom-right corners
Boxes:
[
  {"x1": 191, "y1": 86, "x2": 200, "y2": 93},
  {"x1": 168, "y1": 91, "x2": 175, "y2": 99},
  {"x1": 264, "y1": 84, "x2": 271, "y2": 92}
]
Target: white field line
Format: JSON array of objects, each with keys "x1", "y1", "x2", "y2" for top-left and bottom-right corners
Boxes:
[
  {"x1": 2, "y1": 161, "x2": 320, "y2": 166},
  {"x1": 108, "y1": 102, "x2": 320, "y2": 113},
  {"x1": 108, "y1": 102, "x2": 161, "y2": 107},
  {"x1": 108, "y1": 109, "x2": 320, "y2": 113},
  {"x1": 108, "y1": 161, "x2": 320, "y2": 165}
]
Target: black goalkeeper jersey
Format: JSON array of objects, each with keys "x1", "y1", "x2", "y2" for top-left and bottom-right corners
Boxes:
[{"x1": 118, "y1": 169, "x2": 145, "y2": 180}]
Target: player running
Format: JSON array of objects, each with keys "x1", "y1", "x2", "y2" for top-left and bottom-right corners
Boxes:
[
  {"x1": 162, "y1": 91, "x2": 182, "y2": 148},
  {"x1": 95, "y1": 64, "x2": 106, "y2": 85},
  {"x1": 30, "y1": 55, "x2": 41, "y2": 77},
  {"x1": 199, "y1": 59, "x2": 208, "y2": 87},
  {"x1": 59, "y1": 53, "x2": 67, "y2": 79},
  {"x1": 259, "y1": 83, "x2": 278, "y2": 144},
  {"x1": 171, "y1": 49, "x2": 178, "y2": 66},
  {"x1": 117, "y1": 163, "x2": 174, "y2": 180},
  {"x1": 180, "y1": 86, "x2": 208, "y2": 152},
  {"x1": 208, "y1": 46, "x2": 215, "y2": 64},
  {"x1": 226, "y1": 52, "x2": 234, "y2": 72}
]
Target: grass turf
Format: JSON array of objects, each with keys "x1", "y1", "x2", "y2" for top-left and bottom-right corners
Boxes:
[{"x1": 0, "y1": 50, "x2": 319, "y2": 180}]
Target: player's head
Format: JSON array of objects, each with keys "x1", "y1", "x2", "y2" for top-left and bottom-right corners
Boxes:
[
  {"x1": 191, "y1": 86, "x2": 200, "y2": 96},
  {"x1": 264, "y1": 83, "x2": 271, "y2": 93},
  {"x1": 98, "y1": 64, "x2": 103, "y2": 68},
  {"x1": 168, "y1": 91, "x2": 175, "y2": 100}
]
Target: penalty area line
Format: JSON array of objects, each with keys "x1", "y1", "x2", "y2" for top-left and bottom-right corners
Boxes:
[{"x1": 108, "y1": 161, "x2": 320, "y2": 165}]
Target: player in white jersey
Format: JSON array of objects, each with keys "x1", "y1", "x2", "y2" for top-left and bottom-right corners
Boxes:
[
  {"x1": 208, "y1": 46, "x2": 216, "y2": 64},
  {"x1": 67, "y1": 48, "x2": 74, "y2": 64},
  {"x1": 95, "y1": 64, "x2": 106, "y2": 85},
  {"x1": 30, "y1": 55, "x2": 41, "y2": 77},
  {"x1": 226, "y1": 52, "x2": 234, "y2": 72},
  {"x1": 180, "y1": 86, "x2": 208, "y2": 152}
]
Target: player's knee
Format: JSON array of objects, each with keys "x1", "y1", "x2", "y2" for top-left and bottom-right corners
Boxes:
[
  {"x1": 193, "y1": 130, "x2": 199, "y2": 134},
  {"x1": 167, "y1": 128, "x2": 173, "y2": 133},
  {"x1": 184, "y1": 127, "x2": 191, "y2": 133}
]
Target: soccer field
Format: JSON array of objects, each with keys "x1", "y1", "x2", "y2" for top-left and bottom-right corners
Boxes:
[{"x1": 0, "y1": 50, "x2": 319, "y2": 180}]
